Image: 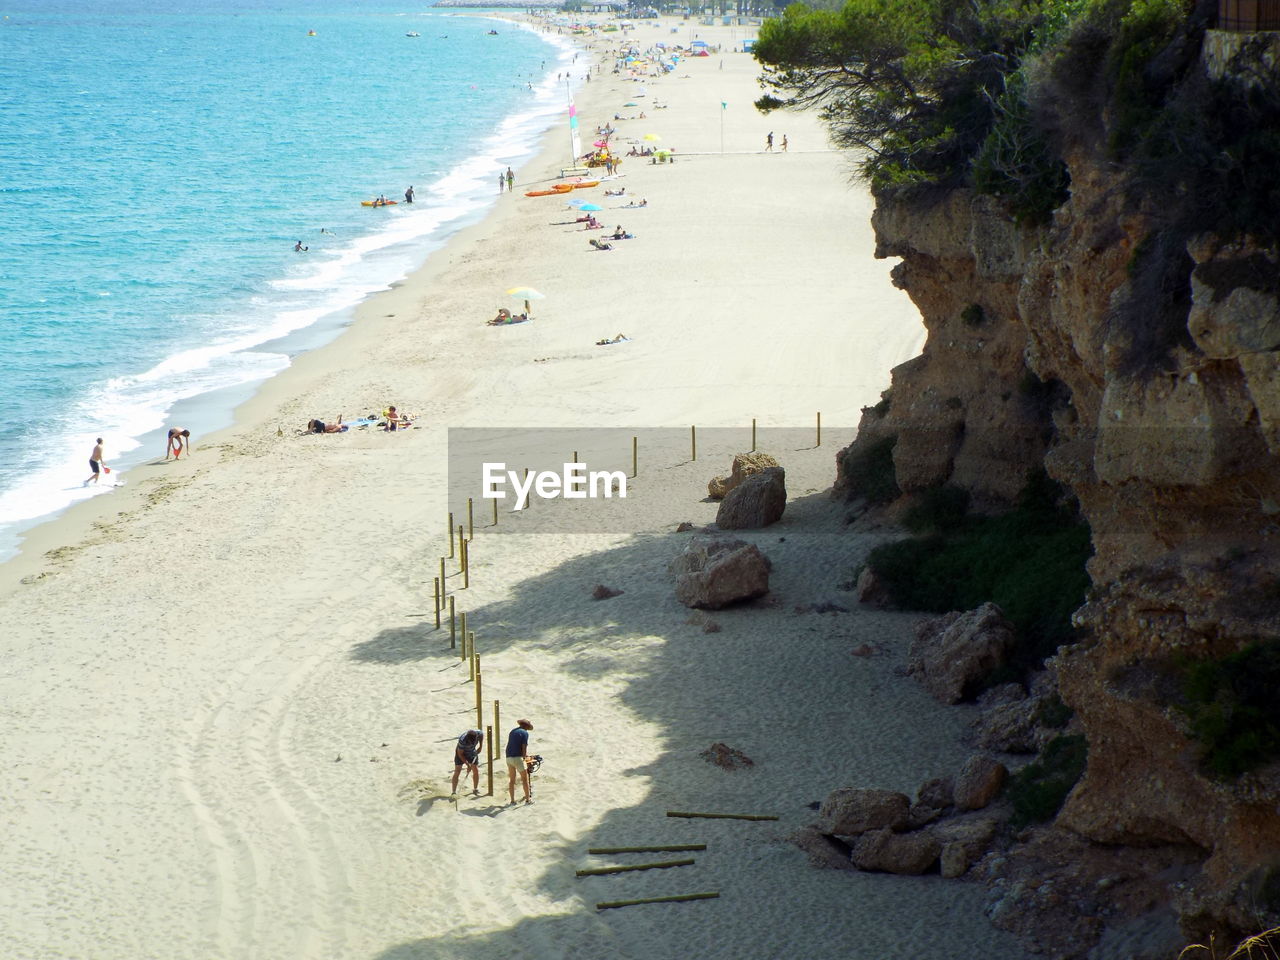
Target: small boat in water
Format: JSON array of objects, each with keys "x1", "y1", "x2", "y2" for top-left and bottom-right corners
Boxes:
[
  {"x1": 406, "y1": 31, "x2": 420, "y2": 37},
  {"x1": 362, "y1": 199, "x2": 398, "y2": 207}
]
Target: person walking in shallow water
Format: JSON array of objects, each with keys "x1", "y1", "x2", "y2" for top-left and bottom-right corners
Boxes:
[
  {"x1": 505, "y1": 718, "x2": 534, "y2": 804},
  {"x1": 505, "y1": 167, "x2": 514, "y2": 192},
  {"x1": 85, "y1": 437, "x2": 106, "y2": 484}
]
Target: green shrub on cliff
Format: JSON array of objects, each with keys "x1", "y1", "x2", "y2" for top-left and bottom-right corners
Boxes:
[
  {"x1": 753, "y1": 0, "x2": 1075, "y2": 193},
  {"x1": 1007, "y1": 733, "x2": 1088, "y2": 826},
  {"x1": 1175, "y1": 642, "x2": 1280, "y2": 779},
  {"x1": 866, "y1": 470, "x2": 1092, "y2": 669},
  {"x1": 841, "y1": 434, "x2": 900, "y2": 504}
]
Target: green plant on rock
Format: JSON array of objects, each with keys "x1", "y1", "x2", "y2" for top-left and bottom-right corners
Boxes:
[
  {"x1": 866, "y1": 469, "x2": 1092, "y2": 671},
  {"x1": 1174, "y1": 642, "x2": 1280, "y2": 779},
  {"x1": 841, "y1": 434, "x2": 900, "y2": 504},
  {"x1": 1007, "y1": 733, "x2": 1088, "y2": 827}
]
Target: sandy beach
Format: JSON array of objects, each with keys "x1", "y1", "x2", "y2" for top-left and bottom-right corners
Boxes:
[{"x1": 0, "y1": 18, "x2": 1027, "y2": 960}]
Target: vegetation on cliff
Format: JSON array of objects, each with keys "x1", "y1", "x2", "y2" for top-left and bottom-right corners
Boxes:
[
  {"x1": 1172, "y1": 641, "x2": 1280, "y2": 778},
  {"x1": 865, "y1": 471, "x2": 1092, "y2": 675},
  {"x1": 756, "y1": 0, "x2": 1280, "y2": 243}
]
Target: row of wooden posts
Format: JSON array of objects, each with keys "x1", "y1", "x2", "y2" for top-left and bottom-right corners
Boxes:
[{"x1": 428, "y1": 415, "x2": 826, "y2": 796}]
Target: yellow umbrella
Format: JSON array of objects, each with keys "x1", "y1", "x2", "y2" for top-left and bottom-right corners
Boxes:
[{"x1": 643, "y1": 133, "x2": 662, "y2": 142}]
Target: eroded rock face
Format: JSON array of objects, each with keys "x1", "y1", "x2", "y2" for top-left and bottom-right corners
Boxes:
[
  {"x1": 908, "y1": 603, "x2": 1016, "y2": 704},
  {"x1": 669, "y1": 535, "x2": 771, "y2": 610},
  {"x1": 817, "y1": 787, "x2": 911, "y2": 836},
  {"x1": 715, "y1": 467, "x2": 786, "y2": 530},
  {"x1": 708, "y1": 452, "x2": 780, "y2": 500},
  {"x1": 848, "y1": 136, "x2": 1280, "y2": 942}
]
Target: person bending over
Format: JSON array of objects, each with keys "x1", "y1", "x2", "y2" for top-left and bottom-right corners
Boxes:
[{"x1": 451, "y1": 728, "x2": 484, "y2": 797}]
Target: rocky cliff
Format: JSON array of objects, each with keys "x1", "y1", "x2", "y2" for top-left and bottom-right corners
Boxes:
[{"x1": 836, "y1": 37, "x2": 1280, "y2": 946}]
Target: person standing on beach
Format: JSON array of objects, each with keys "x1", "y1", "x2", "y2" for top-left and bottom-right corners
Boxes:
[
  {"x1": 404, "y1": 185, "x2": 415, "y2": 203},
  {"x1": 165, "y1": 427, "x2": 190, "y2": 460},
  {"x1": 781, "y1": 134, "x2": 789, "y2": 152},
  {"x1": 505, "y1": 167, "x2": 514, "y2": 192},
  {"x1": 451, "y1": 728, "x2": 483, "y2": 797},
  {"x1": 86, "y1": 438, "x2": 106, "y2": 484},
  {"x1": 499, "y1": 171, "x2": 506, "y2": 194},
  {"x1": 505, "y1": 718, "x2": 534, "y2": 804},
  {"x1": 765, "y1": 131, "x2": 773, "y2": 152}
]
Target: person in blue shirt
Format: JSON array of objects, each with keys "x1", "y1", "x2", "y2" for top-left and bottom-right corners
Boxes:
[
  {"x1": 505, "y1": 718, "x2": 534, "y2": 805},
  {"x1": 451, "y1": 728, "x2": 483, "y2": 797}
]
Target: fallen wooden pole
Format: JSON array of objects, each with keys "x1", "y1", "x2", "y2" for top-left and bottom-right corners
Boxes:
[
  {"x1": 576, "y1": 858, "x2": 694, "y2": 877},
  {"x1": 596, "y1": 892, "x2": 719, "y2": 911},
  {"x1": 666, "y1": 811, "x2": 778, "y2": 821},
  {"x1": 588, "y1": 844, "x2": 706, "y2": 854}
]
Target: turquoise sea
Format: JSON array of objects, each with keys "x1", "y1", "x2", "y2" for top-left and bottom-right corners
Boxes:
[{"x1": 0, "y1": 0, "x2": 574, "y2": 559}]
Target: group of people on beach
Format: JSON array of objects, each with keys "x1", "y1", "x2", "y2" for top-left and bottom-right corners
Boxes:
[
  {"x1": 450, "y1": 718, "x2": 536, "y2": 805},
  {"x1": 83, "y1": 426, "x2": 190, "y2": 485},
  {"x1": 305, "y1": 406, "x2": 410, "y2": 434},
  {"x1": 498, "y1": 167, "x2": 515, "y2": 193}
]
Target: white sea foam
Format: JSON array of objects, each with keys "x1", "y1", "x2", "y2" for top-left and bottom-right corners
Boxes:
[{"x1": 0, "y1": 23, "x2": 580, "y2": 563}]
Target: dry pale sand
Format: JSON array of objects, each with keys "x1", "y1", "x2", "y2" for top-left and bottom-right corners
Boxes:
[{"x1": 0, "y1": 19, "x2": 1027, "y2": 960}]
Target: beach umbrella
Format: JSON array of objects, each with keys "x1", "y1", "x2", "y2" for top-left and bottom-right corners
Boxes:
[
  {"x1": 577, "y1": 203, "x2": 602, "y2": 211},
  {"x1": 506, "y1": 286, "x2": 544, "y2": 316}
]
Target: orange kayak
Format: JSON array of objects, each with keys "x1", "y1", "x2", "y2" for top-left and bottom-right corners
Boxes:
[
  {"x1": 552, "y1": 183, "x2": 575, "y2": 193},
  {"x1": 361, "y1": 200, "x2": 398, "y2": 206},
  {"x1": 572, "y1": 181, "x2": 601, "y2": 189},
  {"x1": 524, "y1": 189, "x2": 561, "y2": 197}
]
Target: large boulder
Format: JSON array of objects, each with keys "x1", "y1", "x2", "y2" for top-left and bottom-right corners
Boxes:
[
  {"x1": 953, "y1": 754, "x2": 1008, "y2": 811},
  {"x1": 708, "y1": 451, "x2": 780, "y2": 499},
  {"x1": 908, "y1": 602, "x2": 1017, "y2": 703},
  {"x1": 929, "y1": 814, "x2": 1001, "y2": 879},
  {"x1": 716, "y1": 467, "x2": 787, "y2": 530},
  {"x1": 855, "y1": 565, "x2": 891, "y2": 607},
  {"x1": 851, "y1": 828, "x2": 941, "y2": 875},
  {"x1": 670, "y1": 536, "x2": 771, "y2": 610},
  {"x1": 817, "y1": 787, "x2": 911, "y2": 836}
]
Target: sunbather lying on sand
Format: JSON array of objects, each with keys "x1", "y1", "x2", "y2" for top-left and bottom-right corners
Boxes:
[
  {"x1": 609, "y1": 226, "x2": 633, "y2": 240},
  {"x1": 596, "y1": 333, "x2": 630, "y2": 345},
  {"x1": 620, "y1": 199, "x2": 648, "y2": 208},
  {"x1": 604, "y1": 187, "x2": 626, "y2": 197},
  {"x1": 307, "y1": 418, "x2": 347, "y2": 434},
  {"x1": 589, "y1": 238, "x2": 613, "y2": 251},
  {"x1": 487, "y1": 311, "x2": 528, "y2": 325}
]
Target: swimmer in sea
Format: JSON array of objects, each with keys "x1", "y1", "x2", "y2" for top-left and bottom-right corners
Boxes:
[{"x1": 294, "y1": 240, "x2": 308, "y2": 252}]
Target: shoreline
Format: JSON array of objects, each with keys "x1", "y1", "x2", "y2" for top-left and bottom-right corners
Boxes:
[
  {"x1": 0, "y1": 18, "x2": 1019, "y2": 960},
  {"x1": 0, "y1": 9, "x2": 576, "y2": 569}
]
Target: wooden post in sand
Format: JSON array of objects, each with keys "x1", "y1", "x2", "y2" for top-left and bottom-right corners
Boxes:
[
  {"x1": 816, "y1": 411, "x2": 822, "y2": 447},
  {"x1": 486, "y1": 724, "x2": 494, "y2": 796},
  {"x1": 690, "y1": 425, "x2": 697, "y2": 461},
  {"x1": 439, "y1": 557, "x2": 446, "y2": 595},
  {"x1": 492, "y1": 496, "x2": 498, "y2": 526},
  {"x1": 468, "y1": 634, "x2": 475, "y2": 681},
  {"x1": 493, "y1": 699, "x2": 501, "y2": 750},
  {"x1": 751, "y1": 418, "x2": 757, "y2": 451},
  {"x1": 467, "y1": 498, "x2": 474, "y2": 540},
  {"x1": 475, "y1": 659, "x2": 483, "y2": 731},
  {"x1": 449, "y1": 595, "x2": 456, "y2": 648},
  {"x1": 459, "y1": 611, "x2": 468, "y2": 659},
  {"x1": 448, "y1": 512, "x2": 455, "y2": 558},
  {"x1": 460, "y1": 529, "x2": 469, "y2": 589},
  {"x1": 433, "y1": 577, "x2": 441, "y2": 629},
  {"x1": 631, "y1": 436, "x2": 637, "y2": 477}
]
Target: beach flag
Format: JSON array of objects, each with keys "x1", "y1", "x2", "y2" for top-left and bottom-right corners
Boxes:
[
  {"x1": 569, "y1": 98, "x2": 581, "y2": 162},
  {"x1": 721, "y1": 101, "x2": 727, "y2": 109}
]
